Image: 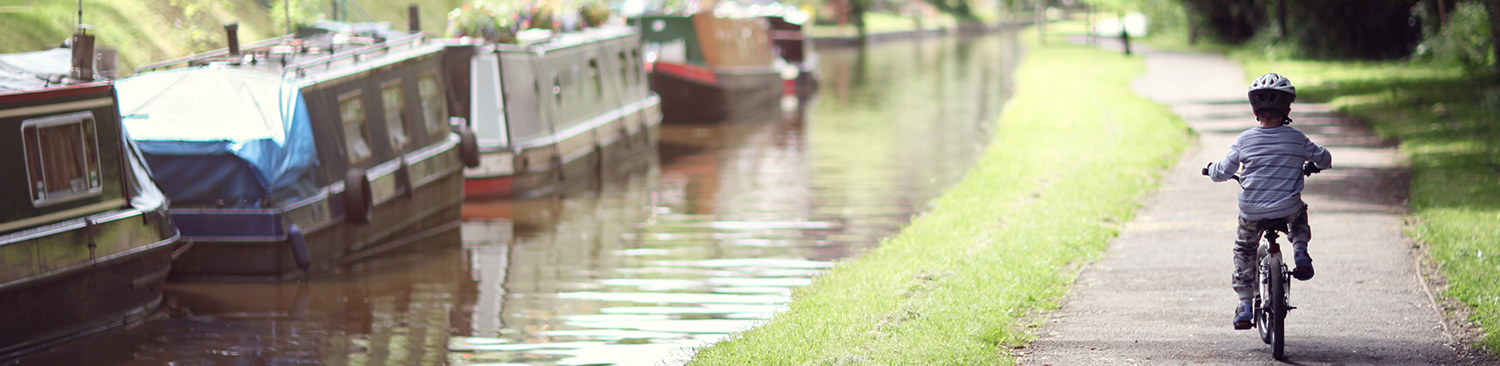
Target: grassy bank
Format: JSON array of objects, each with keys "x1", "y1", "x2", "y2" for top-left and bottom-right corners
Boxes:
[
  {"x1": 0, "y1": 0, "x2": 464, "y2": 76},
  {"x1": 1221, "y1": 55, "x2": 1500, "y2": 351},
  {"x1": 688, "y1": 29, "x2": 1191, "y2": 365}
]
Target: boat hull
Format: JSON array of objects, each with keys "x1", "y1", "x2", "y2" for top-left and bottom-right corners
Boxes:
[
  {"x1": 168, "y1": 137, "x2": 467, "y2": 281},
  {"x1": 0, "y1": 215, "x2": 178, "y2": 359},
  {"x1": 462, "y1": 105, "x2": 663, "y2": 199},
  {"x1": 651, "y1": 66, "x2": 783, "y2": 123}
]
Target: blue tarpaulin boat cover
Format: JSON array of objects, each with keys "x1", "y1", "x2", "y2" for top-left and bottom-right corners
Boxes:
[{"x1": 116, "y1": 66, "x2": 318, "y2": 207}]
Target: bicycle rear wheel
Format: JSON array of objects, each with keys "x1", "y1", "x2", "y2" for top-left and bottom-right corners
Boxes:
[{"x1": 1268, "y1": 258, "x2": 1287, "y2": 360}]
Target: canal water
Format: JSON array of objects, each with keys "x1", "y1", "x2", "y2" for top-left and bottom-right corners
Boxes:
[{"x1": 18, "y1": 31, "x2": 1019, "y2": 366}]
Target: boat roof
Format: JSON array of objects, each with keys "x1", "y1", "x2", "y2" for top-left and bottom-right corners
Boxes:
[
  {"x1": 0, "y1": 46, "x2": 107, "y2": 94},
  {"x1": 136, "y1": 21, "x2": 443, "y2": 87},
  {"x1": 438, "y1": 26, "x2": 639, "y2": 54}
]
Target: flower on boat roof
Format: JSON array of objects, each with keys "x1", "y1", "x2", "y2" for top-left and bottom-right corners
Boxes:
[
  {"x1": 446, "y1": 1, "x2": 520, "y2": 43},
  {"x1": 447, "y1": 0, "x2": 616, "y2": 43}
]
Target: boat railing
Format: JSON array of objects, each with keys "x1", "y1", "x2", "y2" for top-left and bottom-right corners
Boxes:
[
  {"x1": 135, "y1": 31, "x2": 430, "y2": 78},
  {"x1": 135, "y1": 35, "x2": 296, "y2": 73},
  {"x1": 282, "y1": 32, "x2": 428, "y2": 78}
]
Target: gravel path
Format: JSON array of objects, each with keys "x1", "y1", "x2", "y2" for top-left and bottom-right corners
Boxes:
[{"x1": 1017, "y1": 45, "x2": 1496, "y2": 365}]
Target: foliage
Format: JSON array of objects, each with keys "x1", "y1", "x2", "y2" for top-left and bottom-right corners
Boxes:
[
  {"x1": 1234, "y1": 51, "x2": 1500, "y2": 353},
  {"x1": 269, "y1": 0, "x2": 328, "y2": 34},
  {"x1": 444, "y1": 0, "x2": 611, "y2": 43},
  {"x1": 166, "y1": 0, "x2": 236, "y2": 52},
  {"x1": 445, "y1": 1, "x2": 519, "y2": 42},
  {"x1": 921, "y1": 0, "x2": 978, "y2": 21},
  {"x1": 687, "y1": 25, "x2": 1191, "y2": 365},
  {"x1": 1134, "y1": 0, "x2": 1187, "y2": 35},
  {"x1": 1283, "y1": 0, "x2": 1422, "y2": 59},
  {"x1": 1414, "y1": 1, "x2": 1493, "y2": 71},
  {"x1": 580, "y1": 0, "x2": 609, "y2": 27},
  {"x1": 1178, "y1": 0, "x2": 1264, "y2": 44}
]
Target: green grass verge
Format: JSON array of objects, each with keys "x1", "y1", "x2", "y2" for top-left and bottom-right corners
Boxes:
[
  {"x1": 1226, "y1": 55, "x2": 1500, "y2": 352},
  {"x1": 687, "y1": 28, "x2": 1191, "y2": 365}
]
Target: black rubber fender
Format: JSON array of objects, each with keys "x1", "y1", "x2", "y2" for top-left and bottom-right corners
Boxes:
[
  {"x1": 287, "y1": 223, "x2": 310, "y2": 272},
  {"x1": 344, "y1": 169, "x2": 372, "y2": 225},
  {"x1": 459, "y1": 128, "x2": 481, "y2": 168}
]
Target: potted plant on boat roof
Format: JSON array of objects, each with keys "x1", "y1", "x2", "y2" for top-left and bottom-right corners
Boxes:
[
  {"x1": 579, "y1": 0, "x2": 610, "y2": 27},
  {"x1": 445, "y1": 1, "x2": 519, "y2": 43}
]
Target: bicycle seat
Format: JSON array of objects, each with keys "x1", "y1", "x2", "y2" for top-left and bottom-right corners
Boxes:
[{"x1": 1254, "y1": 218, "x2": 1291, "y2": 234}]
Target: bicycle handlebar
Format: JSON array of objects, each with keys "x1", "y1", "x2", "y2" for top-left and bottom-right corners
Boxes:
[
  {"x1": 1203, "y1": 161, "x2": 1324, "y2": 182},
  {"x1": 1202, "y1": 163, "x2": 1240, "y2": 182}
]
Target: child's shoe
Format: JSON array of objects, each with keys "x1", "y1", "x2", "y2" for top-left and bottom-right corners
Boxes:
[
  {"x1": 1233, "y1": 300, "x2": 1254, "y2": 330},
  {"x1": 1292, "y1": 249, "x2": 1314, "y2": 281}
]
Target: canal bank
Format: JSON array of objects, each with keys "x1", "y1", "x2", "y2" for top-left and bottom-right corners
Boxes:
[
  {"x1": 687, "y1": 29, "x2": 1191, "y2": 364},
  {"x1": 10, "y1": 31, "x2": 1020, "y2": 365}
]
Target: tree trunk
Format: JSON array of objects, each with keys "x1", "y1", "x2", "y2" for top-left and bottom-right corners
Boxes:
[
  {"x1": 1488, "y1": 0, "x2": 1500, "y2": 75},
  {"x1": 1186, "y1": 2, "x2": 1198, "y2": 45},
  {"x1": 1035, "y1": 0, "x2": 1045, "y2": 44},
  {"x1": 1276, "y1": 0, "x2": 1287, "y2": 39},
  {"x1": 1439, "y1": 0, "x2": 1448, "y2": 26}
]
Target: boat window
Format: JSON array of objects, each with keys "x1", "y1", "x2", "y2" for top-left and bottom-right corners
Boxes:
[
  {"x1": 381, "y1": 80, "x2": 409, "y2": 151},
  {"x1": 618, "y1": 52, "x2": 630, "y2": 88},
  {"x1": 589, "y1": 58, "x2": 603, "y2": 101},
  {"x1": 339, "y1": 91, "x2": 373, "y2": 163},
  {"x1": 630, "y1": 49, "x2": 643, "y2": 86},
  {"x1": 418, "y1": 73, "x2": 448, "y2": 136},
  {"x1": 21, "y1": 111, "x2": 103, "y2": 206}
]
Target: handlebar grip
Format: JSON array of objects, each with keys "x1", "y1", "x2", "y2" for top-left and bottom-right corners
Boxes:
[{"x1": 1302, "y1": 162, "x2": 1324, "y2": 177}]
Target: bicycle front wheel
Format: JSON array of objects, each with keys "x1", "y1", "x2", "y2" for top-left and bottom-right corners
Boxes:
[{"x1": 1268, "y1": 261, "x2": 1287, "y2": 360}]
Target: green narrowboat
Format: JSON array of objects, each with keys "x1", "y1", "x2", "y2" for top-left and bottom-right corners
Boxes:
[
  {"x1": 0, "y1": 30, "x2": 179, "y2": 358},
  {"x1": 118, "y1": 21, "x2": 479, "y2": 281},
  {"x1": 441, "y1": 26, "x2": 662, "y2": 198},
  {"x1": 638, "y1": 12, "x2": 784, "y2": 123}
]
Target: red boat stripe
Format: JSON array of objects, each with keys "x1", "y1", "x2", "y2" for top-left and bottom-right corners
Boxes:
[{"x1": 652, "y1": 62, "x2": 718, "y2": 85}]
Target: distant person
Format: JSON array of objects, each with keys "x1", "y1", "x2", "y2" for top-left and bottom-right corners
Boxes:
[{"x1": 1203, "y1": 73, "x2": 1332, "y2": 330}]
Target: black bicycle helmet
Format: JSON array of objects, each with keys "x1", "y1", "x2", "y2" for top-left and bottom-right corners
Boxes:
[{"x1": 1249, "y1": 73, "x2": 1296, "y2": 123}]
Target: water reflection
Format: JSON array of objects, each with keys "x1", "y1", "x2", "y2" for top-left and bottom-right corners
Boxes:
[
  {"x1": 15, "y1": 31, "x2": 1017, "y2": 366},
  {"x1": 450, "y1": 31, "x2": 1019, "y2": 365}
]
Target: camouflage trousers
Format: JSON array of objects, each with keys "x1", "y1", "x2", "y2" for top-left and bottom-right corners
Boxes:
[{"x1": 1233, "y1": 205, "x2": 1310, "y2": 301}]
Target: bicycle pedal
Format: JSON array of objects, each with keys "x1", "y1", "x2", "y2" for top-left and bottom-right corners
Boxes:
[{"x1": 1287, "y1": 306, "x2": 1297, "y2": 310}]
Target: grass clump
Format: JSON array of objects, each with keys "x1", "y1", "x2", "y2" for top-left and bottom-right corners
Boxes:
[
  {"x1": 688, "y1": 28, "x2": 1191, "y2": 365},
  {"x1": 1230, "y1": 56, "x2": 1500, "y2": 351}
]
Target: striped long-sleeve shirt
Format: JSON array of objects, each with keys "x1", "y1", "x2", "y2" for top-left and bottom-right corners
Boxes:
[{"x1": 1208, "y1": 125, "x2": 1332, "y2": 220}]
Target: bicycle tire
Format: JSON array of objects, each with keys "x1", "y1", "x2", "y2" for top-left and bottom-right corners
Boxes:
[
  {"x1": 1268, "y1": 258, "x2": 1287, "y2": 360},
  {"x1": 1256, "y1": 239, "x2": 1273, "y2": 345}
]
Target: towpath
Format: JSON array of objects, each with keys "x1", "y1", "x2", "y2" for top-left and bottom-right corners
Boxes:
[{"x1": 1017, "y1": 45, "x2": 1495, "y2": 365}]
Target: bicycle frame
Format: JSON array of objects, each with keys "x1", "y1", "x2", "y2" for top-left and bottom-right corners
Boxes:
[{"x1": 1254, "y1": 224, "x2": 1292, "y2": 359}]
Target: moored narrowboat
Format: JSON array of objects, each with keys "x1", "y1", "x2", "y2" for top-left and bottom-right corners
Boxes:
[
  {"x1": 0, "y1": 30, "x2": 179, "y2": 358},
  {"x1": 118, "y1": 21, "x2": 479, "y2": 281},
  {"x1": 639, "y1": 12, "x2": 784, "y2": 123},
  {"x1": 441, "y1": 25, "x2": 663, "y2": 199},
  {"x1": 763, "y1": 7, "x2": 819, "y2": 94}
]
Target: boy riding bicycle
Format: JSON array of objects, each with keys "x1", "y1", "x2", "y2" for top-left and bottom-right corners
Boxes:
[{"x1": 1204, "y1": 73, "x2": 1332, "y2": 330}]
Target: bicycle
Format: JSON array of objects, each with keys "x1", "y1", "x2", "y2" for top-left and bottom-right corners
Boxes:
[{"x1": 1203, "y1": 162, "x2": 1322, "y2": 360}]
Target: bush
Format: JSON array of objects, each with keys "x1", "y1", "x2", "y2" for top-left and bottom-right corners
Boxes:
[{"x1": 1415, "y1": 1, "x2": 1493, "y2": 70}]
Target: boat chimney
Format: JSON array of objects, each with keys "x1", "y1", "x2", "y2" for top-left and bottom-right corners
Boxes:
[
  {"x1": 69, "y1": 27, "x2": 95, "y2": 81},
  {"x1": 408, "y1": 4, "x2": 420, "y2": 33},
  {"x1": 225, "y1": 22, "x2": 241, "y2": 57},
  {"x1": 95, "y1": 46, "x2": 118, "y2": 80}
]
